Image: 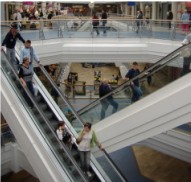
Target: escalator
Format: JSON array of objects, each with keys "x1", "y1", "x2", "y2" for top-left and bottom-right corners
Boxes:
[
  {"x1": 72, "y1": 43, "x2": 191, "y2": 152},
  {"x1": 1, "y1": 50, "x2": 127, "y2": 182}
]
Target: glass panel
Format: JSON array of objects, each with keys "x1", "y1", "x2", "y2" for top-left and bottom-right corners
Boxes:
[
  {"x1": 78, "y1": 44, "x2": 191, "y2": 124},
  {"x1": 1, "y1": 19, "x2": 187, "y2": 41},
  {"x1": 34, "y1": 66, "x2": 84, "y2": 133},
  {"x1": 1, "y1": 51, "x2": 88, "y2": 182},
  {"x1": 92, "y1": 146, "x2": 126, "y2": 182},
  {"x1": 174, "y1": 123, "x2": 191, "y2": 135}
]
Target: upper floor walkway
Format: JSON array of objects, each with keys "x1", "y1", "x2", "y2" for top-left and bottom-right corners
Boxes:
[{"x1": 2, "y1": 19, "x2": 188, "y2": 64}]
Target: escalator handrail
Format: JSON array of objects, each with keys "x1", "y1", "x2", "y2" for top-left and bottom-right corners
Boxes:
[
  {"x1": 1, "y1": 49, "x2": 89, "y2": 182},
  {"x1": 38, "y1": 64, "x2": 128, "y2": 182},
  {"x1": 77, "y1": 42, "x2": 191, "y2": 115},
  {"x1": 102, "y1": 149, "x2": 128, "y2": 181}
]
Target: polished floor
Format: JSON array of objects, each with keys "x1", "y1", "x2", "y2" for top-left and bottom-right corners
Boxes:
[{"x1": 133, "y1": 146, "x2": 191, "y2": 182}]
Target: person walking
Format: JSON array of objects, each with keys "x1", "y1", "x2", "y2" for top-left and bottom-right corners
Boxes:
[
  {"x1": 50, "y1": 83, "x2": 60, "y2": 104},
  {"x1": 1, "y1": 23, "x2": 25, "y2": 71},
  {"x1": 92, "y1": 12, "x2": 99, "y2": 35},
  {"x1": 99, "y1": 79, "x2": 118, "y2": 120},
  {"x1": 136, "y1": 10, "x2": 143, "y2": 33},
  {"x1": 76, "y1": 122, "x2": 103, "y2": 177},
  {"x1": 125, "y1": 62, "x2": 143, "y2": 102},
  {"x1": 101, "y1": 9, "x2": 107, "y2": 34},
  {"x1": 13, "y1": 10, "x2": 22, "y2": 31},
  {"x1": 167, "y1": 10, "x2": 173, "y2": 29},
  {"x1": 20, "y1": 40, "x2": 40, "y2": 66},
  {"x1": 144, "y1": 64, "x2": 152, "y2": 85},
  {"x1": 181, "y1": 9, "x2": 190, "y2": 34},
  {"x1": 18, "y1": 57, "x2": 35, "y2": 107}
]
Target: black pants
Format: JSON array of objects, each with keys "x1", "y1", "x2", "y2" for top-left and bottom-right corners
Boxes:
[{"x1": 22, "y1": 81, "x2": 35, "y2": 107}]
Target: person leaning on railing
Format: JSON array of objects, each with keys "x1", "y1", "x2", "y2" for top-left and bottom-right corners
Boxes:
[
  {"x1": 181, "y1": 33, "x2": 191, "y2": 75},
  {"x1": 76, "y1": 122, "x2": 103, "y2": 177},
  {"x1": 1, "y1": 23, "x2": 25, "y2": 71}
]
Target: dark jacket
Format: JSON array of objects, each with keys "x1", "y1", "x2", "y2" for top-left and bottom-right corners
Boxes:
[
  {"x1": 92, "y1": 15, "x2": 99, "y2": 27},
  {"x1": 101, "y1": 12, "x2": 107, "y2": 22},
  {"x1": 2, "y1": 31, "x2": 25, "y2": 49},
  {"x1": 125, "y1": 69, "x2": 140, "y2": 87},
  {"x1": 99, "y1": 83, "x2": 112, "y2": 99},
  {"x1": 167, "y1": 11, "x2": 173, "y2": 20}
]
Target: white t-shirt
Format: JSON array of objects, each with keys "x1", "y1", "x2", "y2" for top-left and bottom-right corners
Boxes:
[{"x1": 78, "y1": 130, "x2": 93, "y2": 152}]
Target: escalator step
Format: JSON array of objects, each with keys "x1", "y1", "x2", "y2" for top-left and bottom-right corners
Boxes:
[
  {"x1": 35, "y1": 114, "x2": 45, "y2": 123},
  {"x1": 71, "y1": 149, "x2": 80, "y2": 160},
  {"x1": 35, "y1": 95, "x2": 42, "y2": 102},
  {"x1": 49, "y1": 134, "x2": 58, "y2": 143},
  {"x1": 39, "y1": 103, "x2": 48, "y2": 111},
  {"x1": 44, "y1": 112, "x2": 53, "y2": 120},
  {"x1": 43, "y1": 126, "x2": 52, "y2": 134}
]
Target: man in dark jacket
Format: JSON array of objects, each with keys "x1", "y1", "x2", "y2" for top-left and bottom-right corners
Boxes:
[
  {"x1": 101, "y1": 9, "x2": 107, "y2": 34},
  {"x1": 1, "y1": 23, "x2": 25, "y2": 70},
  {"x1": 92, "y1": 12, "x2": 99, "y2": 35},
  {"x1": 125, "y1": 62, "x2": 143, "y2": 102},
  {"x1": 167, "y1": 10, "x2": 173, "y2": 29},
  {"x1": 99, "y1": 79, "x2": 118, "y2": 119}
]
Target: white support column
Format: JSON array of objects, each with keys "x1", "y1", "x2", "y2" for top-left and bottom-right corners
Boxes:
[
  {"x1": 41, "y1": 2, "x2": 46, "y2": 15},
  {"x1": 140, "y1": 2, "x2": 144, "y2": 12},
  {"x1": 125, "y1": 4, "x2": 128, "y2": 16},
  {"x1": 127, "y1": 5, "x2": 131, "y2": 16},
  {"x1": 131, "y1": 6, "x2": 135, "y2": 17},
  {"x1": 152, "y1": 2, "x2": 157, "y2": 20},
  {"x1": 53, "y1": 2, "x2": 57, "y2": 10},
  {"x1": 172, "y1": 2, "x2": 177, "y2": 20},
  {"x1": 57, "y1": 3, "x2": 61, "y2": 11}
]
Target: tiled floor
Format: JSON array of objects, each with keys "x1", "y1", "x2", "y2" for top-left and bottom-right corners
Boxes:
[{"x1": 70, "y1": 63, "x2": 121, "y2": 85}]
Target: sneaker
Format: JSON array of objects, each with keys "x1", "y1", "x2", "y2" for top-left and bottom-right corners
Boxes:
[{"x1": 86, "y1": 171, "x2": 92, "y2": 177}]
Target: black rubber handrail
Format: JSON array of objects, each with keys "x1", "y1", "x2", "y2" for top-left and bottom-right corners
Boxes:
[{"x1": 77, "y1": 42, "x2": 191, "y2": 115}]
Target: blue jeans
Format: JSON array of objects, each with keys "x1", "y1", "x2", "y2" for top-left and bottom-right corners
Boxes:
[
  {"x1": 26, "y1": 81, "x2": 35, "y2": 96},
  {"x1": 102, "y1": 21, "x2": 107, "y2": 33},
  {"x1": 79, "y1": 151, "x2": 90, "y2": 172},
  {"x1": 131, "y1": 85, "x2": 142, "y2": 102},
  {"x1": 100, "y1": 98, "x2": 118, "y2": 120},
  {"x1": 6, "y1": 48, "x2": 18, "y2": 71},
  {"x1": 24, "y1": 81, "x2": 35, "y2": 107}
]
